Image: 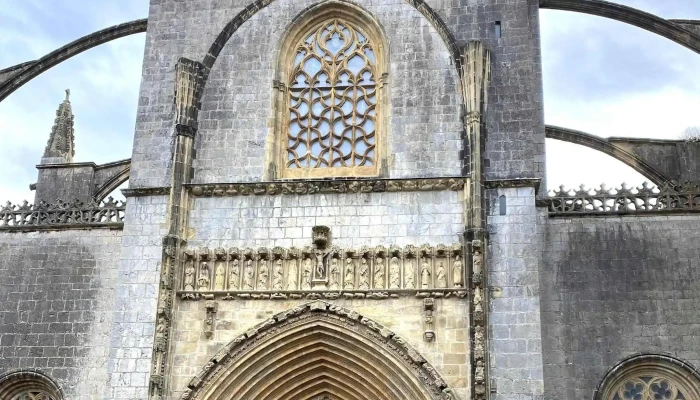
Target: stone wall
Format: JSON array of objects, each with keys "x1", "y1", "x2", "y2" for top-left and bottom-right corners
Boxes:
[
  {"x1": 129, "y1": 0, "x2": 544, "y2": 188},
  {"x1": 486, "y1": 186, "x2": 545, "y2": 400},
  {"x1": 105, "y1": 195, "x2": 169, "y2": 400},
  {"x1": 187, "y1": 191, "x2": 463, "y2": 249},
  {"x1": 193, "y1": 0, "x2": 462, "y2": 183},
  {"x1": 539, "y1": 213, "x2": 700, "y2": 399},
  {"x1": 0, "y1": 228, "x2": 123, "y2": 399}
]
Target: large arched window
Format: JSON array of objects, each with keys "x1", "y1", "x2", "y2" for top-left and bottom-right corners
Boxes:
[
  {"x1": 0, "y1": 371, "x2": 63, "y2": 400},
  {"x1": 270, "y1": 2, "x2": 388, "y2": 179},
  {"x1": 595, "y1": 355, "x2": 700, "y2": 400}
]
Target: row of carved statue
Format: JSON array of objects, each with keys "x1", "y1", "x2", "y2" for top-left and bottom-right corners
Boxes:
[
  {"x1": 548, "y1": 182, "x2": 700, "y2": 214},
  {"x1": 180, "y1": 244, "x2": 465, "y2": 296},
  {"x1": 0, "y1": 197, "x2": 126, "y2": 227},
  {"x1": 187, "y1": 178, "x2": 467, "y2": 197}
]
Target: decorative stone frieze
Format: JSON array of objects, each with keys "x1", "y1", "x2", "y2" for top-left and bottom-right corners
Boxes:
[
  {"x1": 186, "y1": 177, "x2": 466, "y2": 197},
  {"x1": 177, "y1": 244, "x2": 467, "y2": 300},
  {"x1": 548, "y1": 182, "x2": 700, "y2": 215},
  {"x1": 180, "y1": 301, "x2": 461, "y2": 400},
  {"x1": 121, "y1": 187, "x2": 171, "y2": 197},
  {"x1": 0, "y1": 197, "x2": 125, "y2": 229}
]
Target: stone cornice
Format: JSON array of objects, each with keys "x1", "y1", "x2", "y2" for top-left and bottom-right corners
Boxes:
[
  {"x1": 484, "y1": 178, "x2": 541, "y2": 194},
  {"x1": 185, "y1": 177, "x2": 467, "y2": 197},
  {"x1": 121, "y1": 187, "x2": 171, "y2": 197}
]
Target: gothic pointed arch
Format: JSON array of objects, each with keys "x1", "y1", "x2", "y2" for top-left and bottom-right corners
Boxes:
[
  {"x1": 180, "y1": 301, "x2": 459, "y2": 400},
  {"x1": 268, "y1": 1, "x2": 390, "y2": 179},
  {"x1": 0, "y1": 370, "x2": 64, "y2": 400},
  {"x1": 594, "y1": 354, "x2": 700, "y2": 400}
]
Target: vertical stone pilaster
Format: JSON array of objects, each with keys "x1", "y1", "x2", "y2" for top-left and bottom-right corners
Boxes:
[
  {"x1": 460, "y1": 41, "x2": 491, "y2": 400},
  {"x1": 148, "y1": 58, "x2": 203, "y2": 400}
]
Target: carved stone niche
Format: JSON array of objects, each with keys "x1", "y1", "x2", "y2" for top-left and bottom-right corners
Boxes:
[{"x1": 312, "y1": 226, "x2": 331, "y2": 249}]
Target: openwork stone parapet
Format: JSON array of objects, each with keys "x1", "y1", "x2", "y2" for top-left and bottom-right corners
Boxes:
[
  {"x1": 185, "y1": 177, "x2": 467, "y2": 197},
  {"x1": 179, "y1": 244, "x2": 466, "y2": 300},
  {"x1": 547, "y1": 182, "x2": 700, "y2": 215},
  {"x1": 0, "y1": 197, "x2": 125, "y2": 230}
]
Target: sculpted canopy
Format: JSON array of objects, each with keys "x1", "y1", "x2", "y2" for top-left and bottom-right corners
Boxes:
[{"x1": 269, "y1": 2, "x2": 389, "y2": 179}]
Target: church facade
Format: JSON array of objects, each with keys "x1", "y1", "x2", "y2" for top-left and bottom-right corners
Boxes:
[{"x1": 1, "y1": 1, "x2": 700, "y2": 399}]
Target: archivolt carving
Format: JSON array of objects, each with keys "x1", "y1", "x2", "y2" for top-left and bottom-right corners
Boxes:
[
  {"x1": 0, "y1": 371, "x2": 63, "y2": 400},
  {"x1": 178, "y1": 244, "x2": 466, "y2": 300},
  {"x1": 180, "y1": 301, "x2": 459, "y2": 400}
]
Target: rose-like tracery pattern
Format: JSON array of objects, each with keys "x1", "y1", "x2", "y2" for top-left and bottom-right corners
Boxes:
[
  {"x1": 11, "y1": 391, "x2": 57, "y2": 400},
  {"x1": 612, "y1": 377, "x2": 685, "y2": 400},
  {"x1": 287, "y1": 19, "x2": 377, "y2": 170}
]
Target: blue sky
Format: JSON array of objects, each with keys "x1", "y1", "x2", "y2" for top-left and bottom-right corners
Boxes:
[{"x1": 0, "y1": 0, "x2": 699, "y2": 203}]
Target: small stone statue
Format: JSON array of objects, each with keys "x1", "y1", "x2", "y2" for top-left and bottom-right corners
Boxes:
[
  {"x1": 374, "y1": 257, "x2": 385, "y2": 289},
  {"x1": 155, "y1": 316, "x2": 167, "y2": 339},
  {"x1": 420, "y1": 258, "x2": 431, "y2": 289},
  {"x1": 452, "y1": 255, "x2": 463, "y2": 288},
  {"x1": 243, "y1": 260, "x2": 254, "y2": 290},
  {"x1": 315, "y1": 251, "x2": 325, "y2": 279},
  {"x1": 389, "y1": 256, "x2": 401, "y2": 289},
  {"x1": 287, "y1": 259, "x2": 298, "y2": 290},
  {"x1": 198, "y1": 262, "x2": 211, "y2": 291},
  {"x1": 329, "y1": 258, "x2": 340, "y2": 289},
  {"x1": 214, "y1": 262, "x2": 226, "y2": 290},
  {"x1": 473, "y1": 249, "x2": 483, "y2": 284},
  {"x1": 404, "y1": 258, "x2": 415, "y2": 289},
  {"x1": 302, "y1": 258, "x2": 312, "y2": 290},
  {"x1": 358, "y1": 258, "x2": 370, "y2": 289},
  {"x1": 228, "y1": 259, "x2": 239, "y2": 290},
  {"x1": 475, "y1": 360, "x2": 485, "y2": 384},
  {"x1": 184, "y1": 262, "x2": 196, "y2": 291},
  {"x1": 272, "y1": 259, "x2": 284, "y2": 290},
  {"x1": 344, "y1": 258, "x2": 355, "y2": 289},
  {"x1": 258, "y1": 259, "x2": 269, "y2": 290},
  {"x1": 435, "y1": 261, "x2": 446, "y2": 288},
  {"x1": 474, "y1": 286, "x2": 484, "y2": 321}
]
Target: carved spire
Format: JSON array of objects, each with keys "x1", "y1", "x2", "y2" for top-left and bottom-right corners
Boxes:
[{"x1": 42, "y1": 89, "x2": 75, "y2": 163}]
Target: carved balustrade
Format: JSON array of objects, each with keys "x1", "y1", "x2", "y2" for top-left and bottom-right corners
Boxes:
[
  {"x1": 547, "y1": 182, "x2": 700, "y2": 215},
  {"x1": 179, "y1": 244, "x2": 467, "y2": 300},
  {"x1": 0, "y1": 197, "x2": 125, "y2": 228}
]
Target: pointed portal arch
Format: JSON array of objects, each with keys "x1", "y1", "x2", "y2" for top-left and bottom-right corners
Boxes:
[{"x1": 180, "y1": 301, "x2": 458, "y2": 400}]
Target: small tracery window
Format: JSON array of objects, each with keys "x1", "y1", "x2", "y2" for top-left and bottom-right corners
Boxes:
[
  {"x1": 611, "y1": 377, "x2": 685, "y2": 399},
  {"x1": 273, "y1": 5, "x2": 386, "y2": 179},
  {"x1": 597, "y1": 355, "x2": 700, "y2": 400}
]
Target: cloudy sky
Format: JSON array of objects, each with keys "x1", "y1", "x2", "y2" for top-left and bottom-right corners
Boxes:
[{"x1": 0, "y1": 0, "x2": 699, "y2": 203}]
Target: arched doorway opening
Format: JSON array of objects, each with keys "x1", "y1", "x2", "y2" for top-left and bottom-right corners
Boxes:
[{"x1": 180, "y1": 301, "x2": 458, "y2": 400}]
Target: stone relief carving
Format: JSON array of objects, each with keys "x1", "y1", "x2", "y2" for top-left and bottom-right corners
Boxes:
[
  {"x1": 204, "y1": 300, "x2": 218, "y2": 339},
  {"x1": 187, "y1": 177, "x2": 467, "y2": 198},
  {"x1": 344, "y1": 258, "x2": 355, "y2": 289},
  {"x1": 423, "y1": 298, "x2": 435, "y2": 342},
  {"x1": 178, "y1": 244, "x2": 466, "y2": 300},
  {"x1": 180, "y1": 301, "x2": 461, "y2": 400}
]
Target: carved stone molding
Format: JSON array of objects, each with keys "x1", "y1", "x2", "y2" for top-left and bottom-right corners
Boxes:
[
  {"x1": 185, "y1": 177, "x2": 467, "y2": 197},
  {"x1": 484, "y1": 178, "x2": 541, "y2": 194},
  {"x1": 178, "y1": 244, "x2": 467, "y2": 300},
  {"x1": 180, "y1": 300, "x2": 460, "y2": 400},
  {"x1": 121, "y1": 187, "x2": 171, "y2": 198}
]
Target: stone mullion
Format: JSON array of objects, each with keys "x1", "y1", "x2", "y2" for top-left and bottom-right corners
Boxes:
[
  {"x1": 149, "y1": 58, "x2": 203, "y2": 400},
  {"x1": 460, "y1": 40, "x2": 491, "y2": 400}
]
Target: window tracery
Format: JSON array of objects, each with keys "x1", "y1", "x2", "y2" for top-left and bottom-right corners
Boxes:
[
  {"x1": 11, "y1": 390, "x2": 58, "y2": 400},
  {"x1": 271, "y1": 3, "x2": 387, "y2": 179},
  {"x1": 596, "y1": 355, "x2": 700, "y2": 400}
]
